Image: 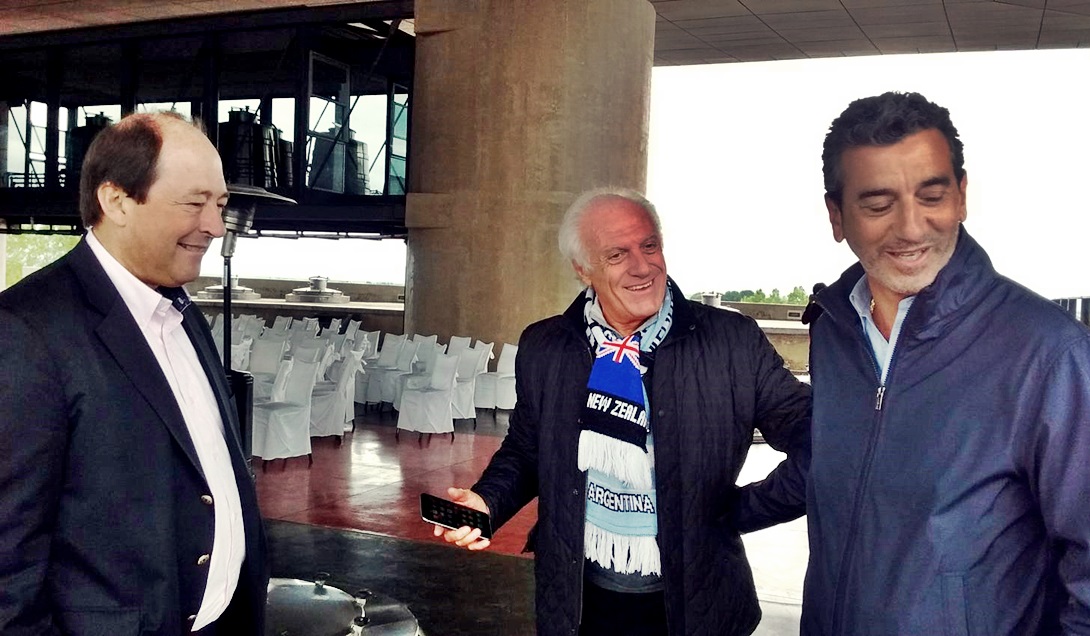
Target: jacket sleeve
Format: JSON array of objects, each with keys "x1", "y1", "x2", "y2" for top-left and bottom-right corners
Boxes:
[
  {"x1": 732, "y1": 318, "x2": 812, "y2": 534},
  {"x1": 0, "y1": 308, "x2": 65, "y2": 635},
  {"x1": 471, "y1": 327, "x2": 542, "y2": 530},
  {"x1": 1026, "y1": 334, "x2": 1090, "y2": 634}
]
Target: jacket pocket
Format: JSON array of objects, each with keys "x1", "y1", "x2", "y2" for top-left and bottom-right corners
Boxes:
[
  {"x1": 58, "y1": 607, "x2": 141, "y2": 636},
  {"x1": 941, "y1": 574, "x2": 969, "y2": 636}
]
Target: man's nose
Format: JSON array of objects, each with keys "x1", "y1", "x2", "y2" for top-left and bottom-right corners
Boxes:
[
  {"x1": 201, "y1": 202, "x2": 226, "y2": 238},
  {"x1": 628, "y1": 249, "x2": 655, "y2": 276},
  {"x1": 895, "y1": 202, "x2": 928, "y2": 242}
]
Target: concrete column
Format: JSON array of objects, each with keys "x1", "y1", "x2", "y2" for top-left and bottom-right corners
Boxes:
[{"x1": 405, "y1": 0, "x2": 655, "y2": 349}]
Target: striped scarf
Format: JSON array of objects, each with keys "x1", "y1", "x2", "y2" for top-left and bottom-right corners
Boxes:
[{"x1": 579, "y1": 285, "x2": 673, "y2": 575}]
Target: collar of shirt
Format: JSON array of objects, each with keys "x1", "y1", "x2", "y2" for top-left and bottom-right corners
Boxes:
[
  {"x1": 848, "y1": 274, "x2": 915, "y2": 385},
  {"x1": 86, "y1": 229, "x2": 177, "y2": 329}
]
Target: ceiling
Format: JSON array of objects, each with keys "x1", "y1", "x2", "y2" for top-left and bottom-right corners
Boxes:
[{"x1": 2, "y1": 0, "x2": 1089, "y2": 66}]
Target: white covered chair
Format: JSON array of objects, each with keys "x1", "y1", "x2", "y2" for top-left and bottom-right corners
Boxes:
[
  {"x1": 446, "y1": 335, "x2": 472, "y2": 356},
  {"x1": 357, "y1": 332, "x2": 399, "y2": 408},
  {"x1": 271, "y1": 315, "x2": 293, "y2": 332},
  {"x1": 396, "y1": 352, "x2": 459, "y2": 444},
  {"x1": 229, "y1": 336, "x2": 253, "y2": 372},
  {"x1": 251, "y1": 358, "x2": 321, "y2": 469},
  {"x1": 393, "y1": 342, "x2": 444, "y2": 411},
  {"x1": 344, "y1": 319, "x2": 361, "y2": 342},
  {"x1": 452, "y1": 342, "x2": 493, "y2": 421},
  {"x1": 475, "y1": 343, "x2": 517, "y2": 410},
  {"x1": 310, "y1": 349, "x2": 364, "y2": 442},
  {"x1": 250, "y1": 337, "x2": 289, "y2": 401},
  {"x1": 378, "y1": 339, "x2": 420, "y2": 406},
  {"x1": 323, "y1": 317, "x2": 343, "y2": 337}
]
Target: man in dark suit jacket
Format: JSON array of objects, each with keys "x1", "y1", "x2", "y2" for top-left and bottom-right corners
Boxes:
[{"x1": 0, "y1": 112, "x2": 267, "y2": 635}]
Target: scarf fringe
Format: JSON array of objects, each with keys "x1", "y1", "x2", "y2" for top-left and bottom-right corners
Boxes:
[
  {"x1": 577, "y1": 429, "x2": 653, "y2": 490},
  {"x1": 585, "y1": 522, "x2": 661, "y2": 576}
]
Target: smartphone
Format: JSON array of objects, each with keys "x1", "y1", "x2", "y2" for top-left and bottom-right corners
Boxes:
[{"x1": 420, "y1": 492, "x2": 493, "y2": 539}]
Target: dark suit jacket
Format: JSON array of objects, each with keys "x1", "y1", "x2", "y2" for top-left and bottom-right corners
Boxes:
[{"x1": 0, "y1": 238, "x2": 268, "y2": 635}]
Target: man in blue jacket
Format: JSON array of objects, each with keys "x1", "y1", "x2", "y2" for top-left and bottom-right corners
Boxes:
[
  {"x1": 802, "y1": 91, "x2": 1090, "y2": 635},
  {"x1": 433, "y1": 188, "x2": 812, "y2": 636}
]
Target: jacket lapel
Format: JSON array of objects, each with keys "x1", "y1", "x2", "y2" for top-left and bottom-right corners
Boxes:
[
  {"x1": 171, "y1": 295, "x2": 249, "y2": 472},
  {"x1": 68, "y1": 240, "x2": 207, "y2": 478}
]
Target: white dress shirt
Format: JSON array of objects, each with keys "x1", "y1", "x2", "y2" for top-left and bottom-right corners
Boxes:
[{"x1": 86, "y1": 230, "x2": 246, "y2": 630}]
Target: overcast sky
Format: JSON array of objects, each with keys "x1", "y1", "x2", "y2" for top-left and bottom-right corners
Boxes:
[{"x1": 206, "y1": 48, "x2": 1090, "y2": 300}]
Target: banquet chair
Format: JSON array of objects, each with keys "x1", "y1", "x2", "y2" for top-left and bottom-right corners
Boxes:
[
  {"x1": 446, "y1": 335, "x2": 472, "y2": 356},
  {"x1": 344, "y1": 319, "x2": 361, "y2": 342},
  {"x1": 396, "y1": 352, "x2": 459, "y2": 445},
  {"x1": 393, "y1": 342, "x2": 444, "y2": 411},
  {"x1": 357, "y1": 332, "x2": 399, "y2": 410},
  {"x1": 452, "y1": 342, "x2": 493, "y2": 423},
  {"x1": 378, "y1": 338, "x2": 420, "y2": 407},
  {"x1": 475, "y1": 343, "x2": 518, "y2": 411},
  {"x1": 310, "y1": 348, "x2": 364, "y2": 443},
  {"x1": 251, "y1": 358, "x2": 321, "y2": 470},
  {"x1": 271, "y1": 315, "x2": 292, "y2": 332},
  {"x1": 250, "y1": 337, "x2": 289, "y2": 401}
]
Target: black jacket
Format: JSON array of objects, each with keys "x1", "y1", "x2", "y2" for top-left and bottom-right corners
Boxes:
[
  {"x1": 0, "y1": 239, "x2": 268, "y2": 635},
  {"x1": 473, "y1": 279, "x2": 812, "y2": 636}
]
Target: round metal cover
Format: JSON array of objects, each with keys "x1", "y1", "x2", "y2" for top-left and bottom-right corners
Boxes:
[{"x1": 266, "y1": 577, "x2": 421, "y2": 636}]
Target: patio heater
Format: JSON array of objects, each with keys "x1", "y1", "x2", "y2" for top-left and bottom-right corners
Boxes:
[{"x1": 220, "y1": 184, "x2": 295, "y2": 463}]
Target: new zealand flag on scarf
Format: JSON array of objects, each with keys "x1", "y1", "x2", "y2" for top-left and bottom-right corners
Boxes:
[{"x1": 579, "y1": 333, "x2": 652, "y2": 488}]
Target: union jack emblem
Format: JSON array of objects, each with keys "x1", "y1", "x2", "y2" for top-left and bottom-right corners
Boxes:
[{"x1": 597, "y1": 334, "x2": 641, "y2": 369}]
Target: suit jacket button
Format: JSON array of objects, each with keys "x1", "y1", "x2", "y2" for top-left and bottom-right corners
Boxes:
[
  {"x1": 201, "y1": 495, "x2": 214, "y2": 505},
  {"x1": 197, "y1": 554, "x2": 211, "y2": 566},
  {"x1": 187, "y1": 614, "x2": 197, "y2": 623}
]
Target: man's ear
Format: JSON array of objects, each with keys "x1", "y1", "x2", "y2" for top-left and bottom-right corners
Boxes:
[
  {"x1": 572, "y1": 260, "x2": 593, "y2": 287},
  {"x1": 97, "y1": 182, "x2": 132, "y2": 228},
  {"x1": 826, "y1": 195, "x2": 845, "y2": 243},
  {"x1": 957, "y1": 172, "x2": 968, "y2": 223}
]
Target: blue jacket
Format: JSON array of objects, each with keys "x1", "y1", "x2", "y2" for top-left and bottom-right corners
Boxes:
[
  {"x1": 802, "y1": 228, "x2": 1090, "y2": 635},
  {"x1": 473, "y1": 279, "x2": 812, "y2": 636}
]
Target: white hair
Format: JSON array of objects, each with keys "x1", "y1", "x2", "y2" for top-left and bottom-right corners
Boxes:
[{"x1": 557, "y1": 187, "x2": 662, "y2": 269}]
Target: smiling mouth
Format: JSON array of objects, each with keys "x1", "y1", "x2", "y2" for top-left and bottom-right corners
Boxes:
[
  {"x1": 886, "y1": 247, "x2": 928, "y2": 262},
  {"x1": 179, "y1": 242, "x2": 208, "y2": 253},
  {"x1": 626, "y1": 279, "x2": 656, "y2": 292}
]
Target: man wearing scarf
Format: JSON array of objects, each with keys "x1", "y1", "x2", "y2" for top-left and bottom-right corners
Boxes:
[{"x1": 433, "y1": 188, "x2": 812, "y2": 636}]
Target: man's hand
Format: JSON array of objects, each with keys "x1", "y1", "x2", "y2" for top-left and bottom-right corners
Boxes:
[{"x1": 432, "y1": 487, "x2": 492, "y2": 551}]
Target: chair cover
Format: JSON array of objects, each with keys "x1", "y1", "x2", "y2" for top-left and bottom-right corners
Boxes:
[
  {"x1": 378, "y1": 339, "x2": 420, "y2": 404},
  {"x1": 475, "y1": 343, "x2": 517, "y2": 409},
  {"x1": 344, "y1": 319, "x2": 362, "y2": 341},
  {"x1": 252, "y1": 358, "x2": 320, "y2": 461},
  {"x1": 451, "y1": 342, "x2": 493, "y2": 419},
  {"x1": 397, "y1": 353, "x2": 459, "y2": 436},
  {"x1": 251, "y1": 337, "x2": 289, "y2": 401},
  {"x1": 393, "y1": 343, "x2": 445, "y2": 411},
  {"x1": 355, "y1": 331, "x2": 392, "y2": 405},
  {"x1": 271, "y1": 315, "x2": 292, "y2": 332},
  {"x1": 446, "y1": 335, "x2": 472, "y2": 356},
  {"x1": 310, "y1": 349, "x2": 364, "y2": 438}
]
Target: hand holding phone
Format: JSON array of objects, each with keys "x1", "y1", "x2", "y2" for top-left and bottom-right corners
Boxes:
[{"x1": 421, "y1": 492, "x2": 493, "y2": 540}]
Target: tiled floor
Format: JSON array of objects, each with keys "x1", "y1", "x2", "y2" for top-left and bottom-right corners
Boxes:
[
  {"x1": 256, "y1": 409, "x2": 538, "y2": 557},
  {"x1": 257, "y1": 408, "x2": 807, "y2": 635}
]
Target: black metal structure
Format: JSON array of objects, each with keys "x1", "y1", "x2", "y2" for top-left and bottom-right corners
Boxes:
[{"x1": 0, "y1": 1, "x2": 414, "y2": 237}]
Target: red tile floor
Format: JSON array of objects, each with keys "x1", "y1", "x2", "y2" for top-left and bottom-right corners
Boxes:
[{"x1": 254, "y1": 409, "x2": 538, "y2": 557}]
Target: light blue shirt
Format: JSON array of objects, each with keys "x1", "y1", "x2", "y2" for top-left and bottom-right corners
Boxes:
[{"x1": 848, "y1": 275, "x2": 915, "y2": 385}]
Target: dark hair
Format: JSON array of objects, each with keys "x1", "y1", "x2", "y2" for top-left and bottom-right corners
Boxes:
[
  {"x1": 79, "y1": 111, "x2": 205, "y2": 227},
  {"x1": 822, "y1": 92, "x2": 965, "y2": 206}
]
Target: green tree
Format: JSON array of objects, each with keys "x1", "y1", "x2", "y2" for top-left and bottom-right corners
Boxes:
[
  {"x1": 741, "y1": 289, "x2": 767, "y2": 303},
  {"x1": 5, "y1": 234, "x2": 80, "y2": 288},
  {"x1": 786, "y1": 285, "x2": 808, "y2": 305}
]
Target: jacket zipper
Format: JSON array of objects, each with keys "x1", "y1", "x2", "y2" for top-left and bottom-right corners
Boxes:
[{"x1": 830, "y1": 315, "x2": 904, "y2": 632}]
